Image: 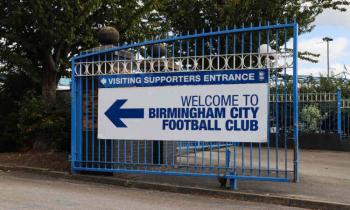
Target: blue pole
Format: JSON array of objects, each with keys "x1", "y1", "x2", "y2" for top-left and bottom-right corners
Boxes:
[
  {"x1": 292, "y1": 22, "x2": 299, "y2": 182},
  {"x1": 70, "y1": 59, "x2": 77, "y2": 173},
  {"x1": 337, "y1": 88, "x2": 342, "y2": 139}
]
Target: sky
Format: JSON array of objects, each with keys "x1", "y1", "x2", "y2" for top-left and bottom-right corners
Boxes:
[{"x1": 298, "y1": 6, "x2": 350, "y2": 76}]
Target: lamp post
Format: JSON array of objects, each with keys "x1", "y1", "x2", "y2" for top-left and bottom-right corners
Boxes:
[{"x1": 322, "y1": 37, "x2": 333, "y2": 78}]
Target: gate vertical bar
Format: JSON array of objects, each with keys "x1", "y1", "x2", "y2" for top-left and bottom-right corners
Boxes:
[
  {"x1": 267, "y1": 21, "x2": 271, "y2": 176},
  {"x1": 283, "y1": 21, "x2": 288, "y2": 178},
  {"x1": 292, "y1": 22, "x2": 299, "y2": 182},
  {"x1": 71, "y1": 59, "x2": 77, "y2": 173},
  {"x1": 275, "y1": 24, "x2": 279, "y2": 176},
  {"x1": 77, "y1": 61, "x2": 83, "y2": 168},
  {"x1": 337, "y1": 88, "x2": 342, "y2": 139}
]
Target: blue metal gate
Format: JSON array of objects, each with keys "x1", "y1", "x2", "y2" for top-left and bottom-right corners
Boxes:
[{"x1": 70, "y1": 21, "x2": 299, "y2": 189}]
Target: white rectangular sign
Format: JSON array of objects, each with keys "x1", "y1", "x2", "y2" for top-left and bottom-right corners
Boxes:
[{"x1": 98, "y1": 69, "x2": 268, "y2": 142}]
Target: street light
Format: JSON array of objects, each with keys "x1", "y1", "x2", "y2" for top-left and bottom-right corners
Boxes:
[{"x1": 322, "y1": 37, "x2": 333, "y2": 78}]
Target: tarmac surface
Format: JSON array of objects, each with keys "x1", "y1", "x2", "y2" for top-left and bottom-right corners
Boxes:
[
  {"x1": 0, "y1": 148, "x2": 349, "y2": 209},
  {"x1": 0, "y1": 171, "x2": 304, "y2": 210},
  {"x1": 124, "y1": 148, "x2": 350, "y2": 204}
]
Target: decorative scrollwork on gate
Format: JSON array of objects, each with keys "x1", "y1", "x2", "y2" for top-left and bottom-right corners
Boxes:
[{"x1": 74, "y1": 51, "x2": 293, "y2": 76}]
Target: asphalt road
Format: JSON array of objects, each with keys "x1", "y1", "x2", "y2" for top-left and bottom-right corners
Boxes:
[{"x1": 0, "y1": 171, "x2": 304, "y2": 210}]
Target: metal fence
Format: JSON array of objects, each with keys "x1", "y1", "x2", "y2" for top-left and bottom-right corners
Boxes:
[
  {"x1": 183, "y1": 89, "x2": 350, "y2": 149},
  {"x1": 70, "y1": 21, "x2": 299, "y2": 189},
  {"x1": 269, "y1": 92, "x2": 339, "y2": 136},
  {"x1": 276, "y1": 90, "x2": 350, "y2": 140},
  {"x1": 340, "y1": 94, "x2": 350, "y2": 139}
]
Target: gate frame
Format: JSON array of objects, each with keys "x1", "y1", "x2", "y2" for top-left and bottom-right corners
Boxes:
[
  {"x1": 292, "y1": 23, "x2": 299, "y2": 182},
  {"x1": 70, "y1": 21, "x2": 300, "y2": 188}
]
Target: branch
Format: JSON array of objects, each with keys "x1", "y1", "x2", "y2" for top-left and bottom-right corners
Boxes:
[
  {"x1": 298, "y1": 50, "x2": 320, "y2": 63},
  {"x1": 54, "y1": 43, "x2": 64, "y2": 63},
  {"x1": 42, "y1": 51, "x2": 57, "y2": 73}
]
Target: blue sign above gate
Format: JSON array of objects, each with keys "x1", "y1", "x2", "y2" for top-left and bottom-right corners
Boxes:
[{"x1": 98, "y1": 69, "x2": 268, "y2": 88}]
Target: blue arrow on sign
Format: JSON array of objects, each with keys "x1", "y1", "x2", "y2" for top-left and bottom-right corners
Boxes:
[{"x1": 105, "y1": 99, "x2": 144, "y2": 128}]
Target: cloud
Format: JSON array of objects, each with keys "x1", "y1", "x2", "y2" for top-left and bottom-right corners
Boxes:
[
  {"x1": 294, "y1": 5, "x2": 350, "y2": 76},
  {"x1": 297, "y1": 36, "x2": 349, "y2": 76},
  {"x1": 314, "y1": 6, "x2": 350, "y2": 28},
  {"x1": 299, "y1": 63, "x2": 347, "y2": 76},
  {"x1": 299, "y1": 36, "x2": 349, "y2": 62}
]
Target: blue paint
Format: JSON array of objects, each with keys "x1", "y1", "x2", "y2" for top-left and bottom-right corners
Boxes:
[
  {"x1": 293, "y1": 22, "x2": 299, "y2": 182},
  {"x1": 70, "y1": 59, "x2": 77, "y2": 172},
  {"x1": 337, "y1": 88, "x2": 342, "y2": 138}
]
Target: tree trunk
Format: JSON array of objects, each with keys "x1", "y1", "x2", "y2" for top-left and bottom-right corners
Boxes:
[
  {"x1": 42, "y1": 52, "x2": 57, "y2": 105},
  {"x1": 42, "y1": 69, "x2": 57, "y2": 105}
]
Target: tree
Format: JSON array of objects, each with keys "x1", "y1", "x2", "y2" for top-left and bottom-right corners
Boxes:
[
  {"x1": 0, "y1": 0, "x2": 156, "y2": 104},
  {"x1": 156, "y1": 0, "x2": 349, "y2": 62},
  {"x1": 1, "y1": 0, "x2": 349, "y2": 105},
  {"x1": 157, "y1": 0, "x2": 348, "y2": 34}
]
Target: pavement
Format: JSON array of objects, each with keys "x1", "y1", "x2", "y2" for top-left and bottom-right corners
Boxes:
[
  {"x1": 126, "y1": 148, "x2": 350, "y2": 204},
  {"x1": 0, "y1": 171, "x2": 303, "y2": 210},
  {"x1": 221, "y1": 148, "x2": 349, "y2": 200},
  {"x1": 0, "y1": 148, "x2": 350, "y2": 209}
]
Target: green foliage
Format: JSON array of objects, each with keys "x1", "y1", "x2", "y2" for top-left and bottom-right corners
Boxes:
[
  {"x1": 0, "y1": 0, "x2": 158, "y2": 104},
  {"x1": 0, "y1": 0, "x2": 158, "y2": 72},
  {"x1": 0, "y1": 0, "x2": 161, "y2": 151},
  {"x1": 298, "y1": 74, "x2": 350, "y2": 98},
  {"x1": 0, "y1": 71, "x2": 69, "y2": 151},
  {"x1": 300, "y1": 105, "x2": 323, "y2": 133},
  {"x1": 156, "y1": 0, "x2": 349, "y2": 61},
  {"x1": 300, "y1": 75, "x2": 318, "y2": 93},
  {"x1": 16, "y1": 91, "x2": 70, "y2": 151},
  {"x1": 0, "y1": 71, "x2": 38, "y2": 151},
  {"x1": 270, "y1": 73, "x2": 350, "y2": 99},
  {"x1": 1, "y1": 0, "x2": 348, "y2": 82},
  {"x1": 1, "y1": 1, "x2": 349, "y2": 152},
  {"x1": 157, "y1": 0, "x2": 349, "y2": 34}
]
